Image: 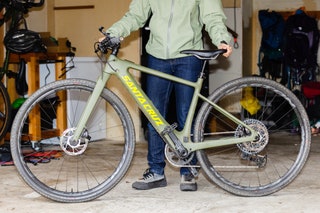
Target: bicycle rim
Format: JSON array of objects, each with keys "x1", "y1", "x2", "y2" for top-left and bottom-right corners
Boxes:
[
  {"x1": 10, "y1": 79, "x2": 135, "y2": 202},
  {"x1": 0, "y1": 81, "x2": 11, "y2": 140},
  {"x1": 194, "y1": 76, "x2": 311, "y2": 196}
]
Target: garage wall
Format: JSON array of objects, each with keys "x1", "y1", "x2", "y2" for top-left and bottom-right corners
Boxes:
[
  {"x1": 208, "y1": 6, "x2": 243, "y2": 93},
  {"x1": 13, "y1": 0, "x2": 320, "y2": 77}
]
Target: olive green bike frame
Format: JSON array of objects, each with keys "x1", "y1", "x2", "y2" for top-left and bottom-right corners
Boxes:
[{"x1": 73, "y1": 54, "x2": 258, "y2": 152}]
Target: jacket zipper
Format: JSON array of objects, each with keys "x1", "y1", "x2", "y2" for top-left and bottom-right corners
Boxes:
[{"x1": 166, "y1": 0, "x2": 175, "y2": 58}]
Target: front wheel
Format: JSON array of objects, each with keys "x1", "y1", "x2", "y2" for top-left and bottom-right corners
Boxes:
[
  {"x1": 194, "y1": 76, "x2": 311, "y2": 196},
  {"x1": 10, "y1": 79, "x2": 135, "y2": 202}
]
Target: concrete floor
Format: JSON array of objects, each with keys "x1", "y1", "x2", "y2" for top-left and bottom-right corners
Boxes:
[{"x1": 1, "y1": 139, "x2": 319, "y2": 213}]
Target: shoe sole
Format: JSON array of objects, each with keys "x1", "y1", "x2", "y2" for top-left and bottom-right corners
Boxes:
[
  {"x1": 180, "y1": 183, "x2": 197, "y2": 191},
  {"x1": 132, "y1": 179, "x2": 167, "y2": 190}
]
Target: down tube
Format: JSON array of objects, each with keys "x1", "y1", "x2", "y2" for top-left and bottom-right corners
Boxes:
[{"x1": 115, "y1": 70, "x2": 169, "y2": 134}]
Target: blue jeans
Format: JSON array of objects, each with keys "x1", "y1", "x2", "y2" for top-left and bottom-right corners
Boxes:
[{"x1": 146, "y1": 54, "x2": 202, "y2": 176}]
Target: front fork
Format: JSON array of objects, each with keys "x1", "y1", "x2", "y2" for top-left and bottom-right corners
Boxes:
[{"x1": 71, "y1": 71, "x2": 111, "y2": 141}]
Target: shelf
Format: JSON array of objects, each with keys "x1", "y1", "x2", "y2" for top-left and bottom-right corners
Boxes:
[
  {"x1": 54, "y1": 5, "x2": 94, "y2": 10},
  {"x1": 278, "y1": 10, "x2": 320, "y2": 20}
]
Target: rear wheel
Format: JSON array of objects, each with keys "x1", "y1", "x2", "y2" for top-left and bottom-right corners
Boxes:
[
  {"x1": 10, "y1": 79, "x2": 135, "y2": 202},
  {"x1": 194, "y1": 76, "x2": 311, "y2": 196}
]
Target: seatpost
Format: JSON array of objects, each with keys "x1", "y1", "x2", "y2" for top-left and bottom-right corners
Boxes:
[{"x1": 199, "y1": 60, "x2": 208, "y2": 79}]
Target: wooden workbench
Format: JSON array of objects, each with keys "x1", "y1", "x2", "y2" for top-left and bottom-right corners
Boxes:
[{"x1": 8, "y1": 52, "x2": 67, "y2": 141}]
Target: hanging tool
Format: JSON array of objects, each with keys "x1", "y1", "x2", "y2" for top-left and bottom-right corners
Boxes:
[
  {"x1": 228, "y1": 0, "x2": 239, "y2": 49},
  {"x1": 227, "y1": 26, "x2": 239, "y2": 49}
]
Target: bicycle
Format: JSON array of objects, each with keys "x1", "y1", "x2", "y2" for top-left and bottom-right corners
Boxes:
[
  {"x1": 0, "y1": 0, "x2": 45, "y2": 140},
  {"x1": 0, "y1": 81, "x2": 11, "y2": 141},
  {"x1": 10, "y1": 28, "x2": 311, "y2": 203}
]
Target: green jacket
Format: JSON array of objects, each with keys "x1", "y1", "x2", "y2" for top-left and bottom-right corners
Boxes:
[{"x1": 107, "y1": 0, "x2": 231, "y2": 59}]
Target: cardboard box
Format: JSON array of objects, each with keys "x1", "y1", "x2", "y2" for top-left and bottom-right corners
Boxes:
[
  {"x1": 39, "y1": 32, "x2": 70, "y2": 53},
  {"x1": 47, "y1": 38, "x2": 70, "y2": 53}
]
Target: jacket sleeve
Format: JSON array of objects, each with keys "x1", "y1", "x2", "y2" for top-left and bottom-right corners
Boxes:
[
  {"x1": 106, "y1": 0, "x2": 151, "y2": 37},
  {"x1": 200, "y1": 0, "x2": 231, "y2": 46}
]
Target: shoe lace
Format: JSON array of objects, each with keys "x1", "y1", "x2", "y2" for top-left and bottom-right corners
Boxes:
[{"x1": 142, "y1": 169, "x2": 154, "y2": 180}]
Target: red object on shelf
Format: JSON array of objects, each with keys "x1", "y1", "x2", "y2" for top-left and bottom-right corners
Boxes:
[{"x1": 302, "y1": 82, "x2": 320, "y2": 99}]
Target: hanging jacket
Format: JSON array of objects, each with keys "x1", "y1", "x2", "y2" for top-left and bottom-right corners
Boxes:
[{"x1": 106, "y1": 0, "x2": 231, "y2": 59}]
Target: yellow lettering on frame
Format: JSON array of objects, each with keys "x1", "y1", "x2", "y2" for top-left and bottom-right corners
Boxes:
[{"x1": 122, "y1": 75, "x2": 164, "y2": 126}]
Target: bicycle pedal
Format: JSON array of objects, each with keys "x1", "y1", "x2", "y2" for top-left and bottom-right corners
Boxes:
[
  {"x1": 162, "y1": 123, "x2": 178, "y2": 134},
  {"x1": 170, "y1": 122, "x2": 178, "y2": 129},
  {"x1": 189, "y1": 166, "x2": 200, "y2": 177}
]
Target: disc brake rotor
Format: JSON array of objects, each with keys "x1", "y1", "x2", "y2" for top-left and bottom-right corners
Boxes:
[
  {"x1": 60, "y1": 127, "x2": 89, "y2": 156},
  {"x1": 235, "y1": 119, "x2": 269, "y2": 154}
]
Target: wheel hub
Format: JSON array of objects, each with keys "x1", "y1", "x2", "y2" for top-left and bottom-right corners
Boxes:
[
  {"x1": 235, "y1": 119, "x2": 269, "y2": 154},
  {"x1": 60, "y1": 127, "x2": 89, "y2": 156}
]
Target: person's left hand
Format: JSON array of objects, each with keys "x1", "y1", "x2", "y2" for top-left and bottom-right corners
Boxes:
[{"x1": 218, "y1": 43, "x2": 232, "y2": 58}]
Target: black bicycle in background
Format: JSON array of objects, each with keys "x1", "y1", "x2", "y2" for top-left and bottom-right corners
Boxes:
[{"x1": 0, "y1": 0, "x2": 45, "y2": 140}]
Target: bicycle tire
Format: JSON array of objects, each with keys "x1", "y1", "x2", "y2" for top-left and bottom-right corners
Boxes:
[
  {"x1": 10, "y1": 79, "x2": 135, "y2": 202},
  {"x1": 194, "y1": 76, "x2": 311, "y2": 196},
  {"x1": 0, "y1": 81, "x2": 11, "y2": 140}
]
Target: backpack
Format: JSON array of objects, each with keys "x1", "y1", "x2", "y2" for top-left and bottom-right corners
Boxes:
[
  {"x1": 284, "y1": 10, "x2": 319, "y2": 70},
  {"x1": 258, "y1": 10, "x2": 285, "y2": 80}
]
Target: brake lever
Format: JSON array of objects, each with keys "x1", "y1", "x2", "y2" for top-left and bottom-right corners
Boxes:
[{"x1": 99, "y1": 27, "x2": 109, "y2": 36}]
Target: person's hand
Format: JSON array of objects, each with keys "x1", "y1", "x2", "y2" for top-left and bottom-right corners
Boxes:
[
  {"x1": 98, "y1": 36, "x2": 106, "y2": 42},
  {"x1": 98, "y1": 34, "x2": 122, "y2": 44},
  {"x1": 218, "y1": 43, "x2": 232, "y2": 58}
]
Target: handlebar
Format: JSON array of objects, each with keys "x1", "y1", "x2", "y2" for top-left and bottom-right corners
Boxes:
[
  {"x1": 26, "y1": 0, "x2": 45, "y2": 8},
  {"x1": 0, "y1": 0, "x2": 45, "y2": 27},
  {"x1": 1, "y1": 0, "x2": 45, "y2": 12},
  {"x1": 96, "y1": 27, "x2": 122, "y2": 55},
  {"x1": 15, "y1": 0, "x2": 45, "y2": 12}
]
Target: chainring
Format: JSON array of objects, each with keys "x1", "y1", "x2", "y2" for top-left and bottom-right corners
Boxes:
[{"x1": 164, "y1": 144, "x2": 194, "y2": 167}]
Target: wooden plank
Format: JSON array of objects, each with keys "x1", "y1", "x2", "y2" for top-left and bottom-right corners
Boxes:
[
  {"x1": 55, "y1": 56, "x2": 67, "y2": 135},
  {"x1": 278, "y1": 10, "x2": 320, "y2": 20},
  {"x1": 222, "y1": 0, "x2": 241, "y2": 8},
  {"x1": 54, "y1": 5, "x2": 94, "y2": 10},
  {"x1": 28, "y1": 56, "x2": 41, "y2": 141}
]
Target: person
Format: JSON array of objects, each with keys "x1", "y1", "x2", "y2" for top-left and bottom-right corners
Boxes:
[{"x1": 101, "y1": 0, "x2": 232, "y2": 191}]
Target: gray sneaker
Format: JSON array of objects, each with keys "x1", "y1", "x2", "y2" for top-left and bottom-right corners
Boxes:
[
  {"x1": 180, "y1": 174, "x2": 197, "y2": 191},
  {"x1": 132, "y1": 169, "x2": 167, "y2": 190}
]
